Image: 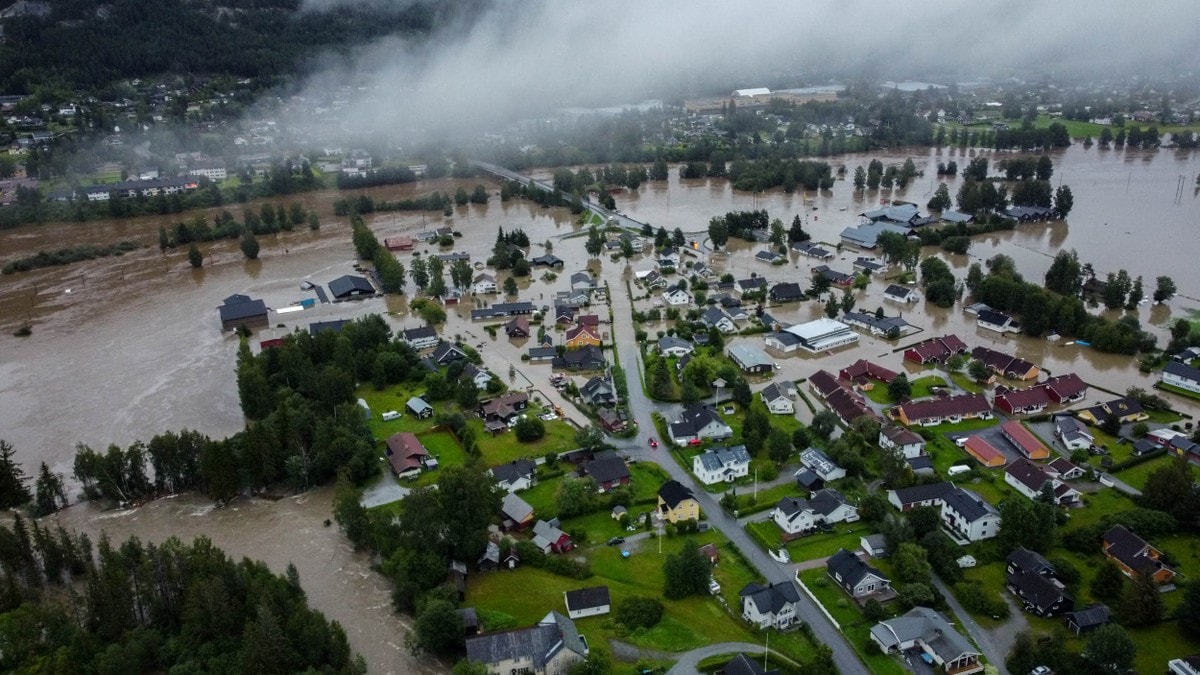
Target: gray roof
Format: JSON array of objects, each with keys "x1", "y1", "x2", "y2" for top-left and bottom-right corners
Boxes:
[
  {"x1": 761, "y1": 382, "x2": 789, "y2": 403},
  {"x1": 702, "y1": 306, "x2": 732, "y2": 327},
  {"x1": 328, "y1": 274, "x2": 374, "y2": 298},
  {"x1": 739, "y1": 581, "x2": 801, "y2": 615},
  {"x1": 1165, "y1": 359, "x2": 1200, "y2": 383},
  {"x1": 890, "y1": 482, "x2": 953, "y2": 506},
  {"x1": 729, "y1": 343, "x2": 773, "y2": 369},
  {"x1": 658, "y1": 336, "x2": 693, "y2": 352},
  {"x1": 218, "y1": 295, "x2": 267, "y2": 322},
  {"x1": 839, "y1": 221, "x2": 911, "y2": 248},
  {"x1": 491, "y1": 459, "x2": 537, "y2": 486},
  {"x1": 696, "y1": 445, "x2": 751, "y2": 473},
  {"x1": 564, "y1": 585, "x2": 610, "y2": 612},
  {"x1": 766, "y1": 331, "x2": 801, "y2": 347},
  {"x1": 809, "y1": 488, "x2": 851, "y2": 517},
  {"x1": 584, "y1": 456, "x2": 630, "y2": 484},
  {"x1": 465, "y1": 611, "x2": 586, "y2": 669},
  {"x1": 827, "y1": 548, "x2": 887, "y2": 589},
  {"x1": 941, "y1": 487, "x2": 997, "y2": 522},
  {"x1": 402, "y1": 325, "x2": 438, "y2": 341},
  {"x1": 870, "y1": 607, "x2": 977, "y2": 663},
  {"x1": 883, "y1": 283, "x2": 915, "y2": 299},
  {"x1": 1066, "y1": 604, "x2": 1111, "y2": 630}
]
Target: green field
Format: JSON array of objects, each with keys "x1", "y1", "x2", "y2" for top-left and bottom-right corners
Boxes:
[
  {"x1": 796, "y1": 569, "x2": 907, "y2": 675},
  {"x1": 466, "y1": 536, "x2": 821, "y2": 666},
  {"x1": 746, "y1": 519, "x2": 873, "y2": 564},
  {"x1": 864, "y1": 375, "x2": 946, "y2": 404}
]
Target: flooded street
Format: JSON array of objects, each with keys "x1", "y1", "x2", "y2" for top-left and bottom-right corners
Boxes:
[{"x1": 1, "y1": 143, "x2": 1198, "y2": 671}]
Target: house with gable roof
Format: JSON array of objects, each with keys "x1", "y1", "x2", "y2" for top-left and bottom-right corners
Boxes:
[
  {"x1": 827, "y1": 548, "x2": 893, "y2": 602},
  {"x1": 465, "y1": 611, "x2": 588, "y2": 674},
  {"x1": 869, "y1": 607, "x2": 983, "y2": 674},
  {"x1": 693, "y1": 445, "x2": 751, "y2": 485},
  {"x1": 739, "y1": 582, "x2": 801, "y2": 630}
]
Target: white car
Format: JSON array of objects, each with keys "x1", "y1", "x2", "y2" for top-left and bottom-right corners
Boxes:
[
  {"x1": 708, "y1": 578, "x2": 722, "y2": 595},
  {"x1": 769, "y1": 548, "x2": 791, "y2": 564}
]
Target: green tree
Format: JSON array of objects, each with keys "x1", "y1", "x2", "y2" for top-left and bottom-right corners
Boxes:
[
  {"x1": 998, "y1": 498, "x2": 1056, "y2": 553},
  {"x1": 0, "y1": 440, "x2": 32, "y2": 508},
  {"x1": 1174, "y1": 581, "x2": 1200, "y2": 638},
  {"x1": 1119, "y1": 571, "x2": 1165, "y2": 626},
  {"x1": 240, "y1": 231, "x2": 260, "y2": 259},
  {"x1": 187, "y1": 244, "x2": 203, "y2": 268},
  {"x1": 787, "y1": 214, "x2": 810, "y2": 243},
  {"x1": 409, "y1": 256, "x2": 430, "y2": 291},
  {"x1": 810, "y1": 411, "x2": 838, "y2": 441},
  {"x1": 707, "y1": 217, "x2": 729, "y2": 250},
  {"x1": 584, "y1": 225, "x2": 604, "y2": 258},
  {"x1": 887, "y1": 374, "x2": 912, "y2": 401},
  {"x1": 839, "y1": 287, "x2": 856, "y2": 315},
  {"x1": 824, "y1": 295, "x2": 839, "y2": 319},
  {"x1": 894, "y1": 543, "x2": 932, "y2": 583},
  {"x1": 615, "y1": 596, "x2": 664, "y2": 630},
  {"x1": 1083, "y1": 623, "x2": 1136, "y2": 675},
  {"x1": 1044, "y1": 250, "x2": 1083, "y2": 295},
  {"x1": 503, "y1": 276, "x2": 519, "y2": 296},
  {"x1": 426, "y1": 256, "x2": 447, "y2": 298},
  {"x1": 927, "y1": 183, "x2": 952, "y2": 211},
  {"x1": 32, "y1": 462, "x2": 67, "y2": 517},
  {"x1": 767, "y1": 428, "x2": 792, "y2": 464},
  {"x1": 1053, "y1": 184, "x2": 1074, "y2": 218},
  {"x1": 853, "y1": 166, "x2": 866, "y2": 191},
  {"x1": 663, "y1": 540, "x2": 710, "y2": 599},
  {"x1": 768, "y1": 219, "x2": 786, "y2": 247},
  {"x1": 449, "y1": 259, "x2": 473, "y2": 292},
  {"x1": 556, "y1": 478, "x2": 599, "y2": 519},
  {"x1": 1154, "y1": 276, "x2": 1177, "y2": 303},
  {"x1": 732, "y1": 379, "x2": 752, "y2": 408},
  {"x1": 408, "y1": 598, "x2": 464, "y2": 656},
  {"x1": 514, "y1": 417, "x2": 545, "y2": 442},
  {"x1": 968, "y1": 359, "x2": 990, "y2": 382},
  {"x1": 158, "y1": 225, "x2": 171, "y2": 252}
]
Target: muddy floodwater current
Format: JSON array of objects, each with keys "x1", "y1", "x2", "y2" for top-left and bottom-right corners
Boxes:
[{"x1": 2, "y1": 143, "x2": 1198, "y2": 671}]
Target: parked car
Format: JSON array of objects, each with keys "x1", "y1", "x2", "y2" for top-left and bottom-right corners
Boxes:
[
  {"x1": 607, "y1": 536, "x2": 625, "y2": 546},
  {"x1": 708, "y1": 578, "x2": 722, "y2": 595}
]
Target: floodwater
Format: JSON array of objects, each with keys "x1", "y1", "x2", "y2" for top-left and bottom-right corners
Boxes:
[{"x1": 1, "y1": 144, "x2": 1198, "y2": 670}]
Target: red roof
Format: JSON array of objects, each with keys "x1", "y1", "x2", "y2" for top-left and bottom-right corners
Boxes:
[
  {"x1": 964, "y1": 436, "x2": 1006, "y2": 467},
  {"x1": 994, "y1": 386, "x2": 1051, "y2": 413},
  {"x1": 808, "y1": 370, "x2": 841, "y2": 398},
  {"x1": 1001, "y1": 420, "x2": 1050, "y2": 459},
  {"x1": 839, "y1": 359, "x2": 899, "y2": 384},
  {"x1": 903, "y1": 335, "x2": 968, "y2": 363},
  {"x1": 386, "y1": 432, "x2": 429, "y2": 474},
  {"x1": 1042, "y1": 373, "x2": 1088, "y2": 402},
  {"x1": 895, "y1": 394, "x2": 990, "y2": 423}
]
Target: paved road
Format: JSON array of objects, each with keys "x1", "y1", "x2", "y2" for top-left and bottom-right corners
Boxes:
[
  {"x1": 603, "y1": 272, "x2": 871, "y2": 675},
  {"x1": 930, "y1": 576, "x2": 1025, "y2": 675},
  {"x1": 663, "y1": 642, "x2": 768, "y2": 675}
]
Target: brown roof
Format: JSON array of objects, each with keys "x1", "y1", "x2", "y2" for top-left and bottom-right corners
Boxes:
[
  {"x1": 895, "y1": 394, "x2": 990, "y2": 423},
  {"x1": 809, "y1": 370, "x2": 841, "y2": 398},
  {"x1": 839, "y1": 359, "x2": 899, "y2": 384},
  {"x1": 995, "y1": 386, "x2": 1051, "y2": 411},
  {"x1": 971, "y1": 346, "x2": 1036, "y2": 378},
  {"x1": 1001, "y1": 420, "x2": 1050, "y2": 459},
  {"x1": 386, "y1": 432, "x2": 429, "y2": 474},
  {"x1": 481, "y1": 391, "x2": 529, "y2": 419},
  {"x1": 578, "y1": 314, "x2": 600, "y2": 327},
  {"x1": 904, "y1": 334, "x2": 968, "y2": 363},
  {"x1": 505, "y1": 315, "x2": 530, "y2": 335},
  {"x1": 565, "y1": 324, "x2": 601, "y2": 342},
  {"x1": 882, "y1": 424, "x2": 924, "y2": 447},
  {"x1": 1042, "y1": 373, "x2": 1087, "y2": 401},
  {"x1": 827, "y1": 388, "x2": 875, "y2": 425},
  {"x1": 1103, "y1": 525, "x2": 1173, "y2": 578}
]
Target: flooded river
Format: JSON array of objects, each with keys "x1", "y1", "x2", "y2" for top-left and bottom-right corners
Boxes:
[{"x1": 1, "y1": 144, "x2": 1198, "y2": 671}]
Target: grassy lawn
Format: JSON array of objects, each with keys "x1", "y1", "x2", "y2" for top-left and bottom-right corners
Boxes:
[
  {"x1": 1108, "y1": 453, "x2": 1200, "y2": 491},
  {"x1": 467, "y1": 535, "x2": 821, "y2": 665},
  {"x1": 1156, "y1": 381, "x2": 1200, "y2": 402},
  {"x1": 862, "y1": 381, "x2": 894, "y2": 405},
  {"x1": 409, "y1": 430, "x2": 466, "y2": 486},
  {"x1": 746, "y1": 519, "x2": 873, "y2": 563},
  {"x1": 949, "y1": 372, "x2": 984, "y2": 394},
  {"x1": 725, "y1": 482, "x2": 803, "y2": 517},
  {"x1": 796, "y1": 569, "x2": 908, "y2": 675},
  {"x1": 520, "y1": 462, "x2": 670, "y2": 524},
  {"x1": 864, "y1": 375, "x2": 947, "y2": 405}
]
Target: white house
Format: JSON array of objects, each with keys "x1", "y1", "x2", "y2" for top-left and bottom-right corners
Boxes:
[
  {"x1": 401, "y1": 325, "x2": 440, "y2": 351},
  {"x1": 662, "y1": 288, "x2": 693, "y2": 306},
  {"x1": 656, "y1": 249, "x2": 681, "y2": 268},
  {"x1": 882, "y1": 284, "x2": 918, "y2": 303},
  {"x1": 739, "y1": 582, "x2": 801, "y2": 630},
  {"x1": 563, "y1": 586, "x2": 611, "y2": 620},
  {"x1": 463, "y1": 363, "x2": 495, "y2": 390},
  {"x1": 878, "y1": 425, "x2": 926, "y2": 459},
  {"x1": 735, "y1": 277, "x2": 768, "y2": 296},
  {"x1": 940, "y1": 487, "x2": 1001, "y2": 544},
  {"x1": 870, "y1": 608, "x2": 983, "y2": 675},
  {"x1": 764, "y1": 331, "x2": 802, "y2": 353},
  {"x1": 1163, "y1": 360, "x2": 1200, "y2": 394},
  {"x1": 760, "y1": 382, "x2": 795, "y2": 415},
  {"x1": 570, "y1": 271, "x2": 596, "y2": 292},
  {"x1": 657, "y1": 336, "x2": 694, "y2": 357},
  {"x1": 489, "y1": 459, "x2": 538, "y2": 492},
  {"x1": 1005, "y1": 458, "x2": 1082, "y2": 506},
  {"x1": 668, "y1": 404, "x2": 733, "y2": 446},
  {"x1": 773, "y1": 490, "x2": 858, "y2": 535},
  {"x1": 471, "y1": 273, "x2": 498, "y2": 295},
  {"x1": 702, "y1": 307, "x2": 738, "y2": 334},
  {"x1": 799, "y1": 447, "x2": 846, "y2": 482},
  {"x1": 640, "y1": 270, "x2": 669, "y2": 289},
  {"x1": 977, "y1": 309, "x2": 1018, "y2": 333},
  {"x1": 693, "y1": 445, "x2": 751, "y2": 485}
]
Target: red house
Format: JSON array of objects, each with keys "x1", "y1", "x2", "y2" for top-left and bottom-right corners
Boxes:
[
  {"x1": 903, "y1": 335, "x2": 968, "y2": 364},
  {"x1": 839, "y1": 359, "x2": 900, "y2": 385},
  {"x1": 532, "y1": 520, "x2": 573, "y2": 554},
  {"x1": 994, "y1": 386, "x2": 1052, "y2": 415},
  {"x1": 1042, "y1": 373, "x2": 1088, "y2": 403}
]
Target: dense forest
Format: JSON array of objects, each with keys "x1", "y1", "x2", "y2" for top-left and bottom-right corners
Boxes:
[
  {"x1": 0, "y1": 514, "x2": 362, "y2": 674},
  {"x1": 0, "y1": 0, "x2": 462, "y2": 92}
]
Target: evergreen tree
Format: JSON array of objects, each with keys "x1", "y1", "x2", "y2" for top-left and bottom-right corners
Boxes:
[
  {"x1": 187, "y1": 243, "x2": 203, "y2": 268},
  {"x1": 0, "y1": 440, "x2": 32, "y2": 508},
  {"x1": 240, "y1": 231, "x2": 260, "y2": 259},
  {"x1": 32, "y1": 462, "x2": 67, "y2": 516}
]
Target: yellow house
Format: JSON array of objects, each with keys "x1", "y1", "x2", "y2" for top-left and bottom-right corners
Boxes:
[
  {"x1": 565, "y1": 324, "x2": 602, "y2": 348},
  {"x1": 657, "y1": 480, "x2": 699, "y2": 523}
]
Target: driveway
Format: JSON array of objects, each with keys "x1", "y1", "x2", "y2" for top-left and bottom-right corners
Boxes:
[{"x1": 930, "y1": 576, "x2": 1024, "y2": 675}]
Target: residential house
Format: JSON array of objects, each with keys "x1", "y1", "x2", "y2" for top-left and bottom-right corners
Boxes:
[
  {"x1": 1000, "y1": 420, "x2": 1051, "y2": 459},
  {"x1": 564, "y1": 586, "x2": 611, "y2": 620},
  {"x1": 385, "y1": 235, "x2": 414, "y2": 251},
  {"x1": 729, "y1": 343, "x2": 774, "y2": 374},
  {"x1": 1055, "y1": 416, "x2": 1095, "y2": 450},
  {"x1": 825, "y1": 388, "x2": 876, "y2": 427},
  {"x1": 657, "y1": 336, "x2": 694, "y2": 357},
  {"x1": 1005, "y1": 459, "x2": 1081, "y2": 506},
  {"x1": 782, "y1": 318, "x2": 859, "y2": 353},
  {"x1": 1076, "y1": 397, "x2": 1148, "y2": 425},
  {"x1": 1006, "y1": 567, "x2": 1074, "y2": 617},
  {"x1": 1065, "y1": 605, "x2": 1111, "y2": 635},
  {"x1": 657, "y1": 480, "x2": 699, "y2": 523},
  {"x1": 882, "y1": 284, "x2": 918, "y2": 303},
  {"x1": 662, "y1": 288, "x2": 693, "y2": 306},
  {"x1": 554, "y1": 345, "x2": 606, "y2": 371},
  {"x1": 217, "y1": 294, "x2": 269, "y2": 332},
  {"x1": 1006, "y1": 547, "x2": 1056, "y2": 578},
  {"x1": 490, "y1": 459, "x2": 538, "y2": 492},
  {"x1": 693, "y1": 446, "x2": 751, "y2": 485},
  {"x1": 773, "y1": 496, "x2": 821, "y2": 535},
  {"x1": 907, "y1": 455, "x2": 935, "y2": 476},
  {"x1": 668, "y1": 404, "x2": 733, "y2": 446},
  {"x1": 791, "y1": 241, "x2": 835, "y2": 260},
  {"x1": 739, "y1": 582, "x2": 802, "y2": 630},
  {"x1": 807, "y1": 369, "x2": 841, "y2": 399},
  {"x1": 813, "y1": 265, "x2": 853, "y2": 287},
  {"x1": 530, "y1": 254, "x2": 564, "y2": 269},
  {"x1": 842, "y1": 311, "x2": 913, "y2": 339},
  {"x1": 640, "y1": 270, "x2": 668, "y2": 290},
  {"x1": 827, "y1": 548, "x2": 892, "y2": 602},
  {"x1": 463, "y1": 363, "x2": 494, "y2": 390},
  {"x1": 532, "y1": 520, "x2": 573, "y2": 554},
  {"x1": 481, "y1": 392, "x2": 530, "y2": 422},
  {"x1": 755, "y1": 250, "x2": 784, "y2": 264},
  {"x1": 962, "y1": 436, "x2": 1007, "y2": 468},
  {"x1": 940, "y1": 487, "x2": 1000, "y2": 543},
  {"x1": 656, "y1": 248, "x2": 681, "y2": 269},
  {"x1": 597, "y1": 408, "x2": 628, "y2": 433},
  {"x1": 853, "y1": 257, "x2": 885, "y2": 275},
  {"x1": 760, "y1": 382, "x2": 796, "y2": 415},
  {"x1": 465, "y1": 611, "x2": 587, "y2": 674},
  {"x1": 970, "y1": 346, "x2": 1039, "y2": 381},
  {"x1": 768, "y1": 282, "x2": 804, "y2": 303},
  {"x1": 994, "y1": 386, "x2": 1051, "y2": 416},
  {"x1": 471, "y1": 302, "x2": 536, "y2": 320},
  {"x1": 328, "y1": 274, "x2": 375, "y2": 300},
  {"x1": 570, "y1": 271, "x2": 596, "y2": 292},
  {"x1": 500, "y1": 493, "x2": 536, "y2": 530},
  {"x1": 839, "y1": 359, "x2": 899, "y2": 386},
  {"x1": 1046, "y1": 458, "x2": 1085, "y2": 481},
  {"x1": 976, "y1": 308, "x2": 1018, "y2": 333},
  {"x1": 565, "y1": 324, "x2": 602, "y2": 348},
  {"x1": 431, "y1": 341, "x2": 468, "y2": 365},
  {"x1": 799, "y1": 447, "x2": 846, "y2": 482},
  {"x1": 406, "y1": 396, "x2": 434, "y2": 419},
  {"x1": 1163, "y1": 360, "x2": 1200, "y2": 394},
  {"x1": 903, "y1": 335, "x2": 968, "y2": 364},
  {"x1": 1102, "y1": 525, "x2": 1175, "y2": 584},
  {"x1": 385, "y1": 432, "x2": 431, "y2": 479},
  {"x1": 309, "y1": 319, "x2": 351, "y2": 337},
  {"x1": 702, "y1": 307, "x2": 738, "y2": 334},
  {"x1": 580, "y1": 376, "x2": 615, "y2": 406},
  {"x1": 870, "y1": 607, "x2": 983, "y2": 675},
  {"x1": 735, "y1": 277, "x2": 768, "y2": 296},
  {"x1": 528, "y1": 347, "x2": 558, "y2": 362},
  {"x1": 860, "y1": 203, "x2": 923, "y2": 226},
  {"x1": 1041, "y1": 373, "x2": 1089, "y2": 403},
  {"x1": 860, "y1": 534, "x2": 888, "y2": 558},
  {"x1": 504, "y1": 316, "x2": 530, "y2": 338},
  {"x1": 878, "y1": 425, "x2": 926, "y2": 459},
  {"x1": 401, "y1": 325, "x2": 440, "y2": 350},
  {"x1": 554, "y1": 305, "x2": 577, "y2": 325},
  {"x1": 893, "y1": 394, "x2": 992, "y2": 426},
  {"x1": 581, "y1": 455, "x2": 630, "y2": 493},
  {"x1": 471, "y1": 274, "x2": 498, "y2": 294},
  {"x1": 887, "y1": 482, "x2": 952, "y2": 512}
]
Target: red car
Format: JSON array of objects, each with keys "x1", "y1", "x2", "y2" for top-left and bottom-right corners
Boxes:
[{"x1": 648, "y1": 438, "x2": 659, "y2": 448}]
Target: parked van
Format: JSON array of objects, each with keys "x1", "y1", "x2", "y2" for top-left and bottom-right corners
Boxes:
[
  {"x1": 947, "y1": 465, "x2": 971, "y2": 476},
  {"x1": 381, "y1": 411, "x2": 401, "y2": 422}
]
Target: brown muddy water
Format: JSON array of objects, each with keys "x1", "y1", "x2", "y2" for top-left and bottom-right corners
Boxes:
[{"x1": 1, "y1": 146, "x2": 1198, "y2": 670}]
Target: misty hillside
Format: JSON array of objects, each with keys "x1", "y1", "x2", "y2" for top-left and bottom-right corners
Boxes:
[{"x1": 0, "y1": 0, "x2": 469, "y2": 93}]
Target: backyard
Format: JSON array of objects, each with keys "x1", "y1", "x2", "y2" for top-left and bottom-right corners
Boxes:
[{"x1": 796, "y1": 568, "x2": 908, "y2": 675}]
